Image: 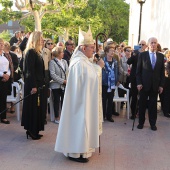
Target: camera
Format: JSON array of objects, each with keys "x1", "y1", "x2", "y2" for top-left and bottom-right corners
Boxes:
[{"x1": 134, "y1": 45, "x2": 141, "y2": 50}]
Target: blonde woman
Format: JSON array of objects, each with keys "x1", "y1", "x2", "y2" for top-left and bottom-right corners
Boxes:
[
  {"x1": 49, "y1": 47, "x2": 68, "y2": 124},
  {"x1": 21, "y1": 31, "x2": 46, "y2": 140}
]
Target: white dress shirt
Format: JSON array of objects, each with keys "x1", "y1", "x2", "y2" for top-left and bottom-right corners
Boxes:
[{"x1": 0, "y1": 53, "x2": 11, "y2": 77}]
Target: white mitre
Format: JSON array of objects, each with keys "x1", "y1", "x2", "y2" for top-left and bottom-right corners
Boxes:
[
  {"x1": 78, "y1": 26, "x2": 94, "y2": 45},
  {"x1": 70, "y1": 26, "x2": 94, "y2": 61}
]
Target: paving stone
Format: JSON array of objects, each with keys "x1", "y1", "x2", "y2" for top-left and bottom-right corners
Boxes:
[{"x1": 0, "y1": 103, "x2": 170, "y2": 170}]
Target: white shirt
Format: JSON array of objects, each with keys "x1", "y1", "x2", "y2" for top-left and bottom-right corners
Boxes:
[
  {"x1": 149, "y1": 50, "x2": 157, "y2": 64},
  {"x1": 0, "y1": 53, "x2": 10, "y2": 77},
  {"x1": 56, "y1": 58, "x2": 65, "y2": 70}
]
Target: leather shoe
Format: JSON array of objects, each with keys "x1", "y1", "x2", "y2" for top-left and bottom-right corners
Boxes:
[
  {"x1": 69, "y1": 156, "x2": 89, "y2": 163},
  {"x1": 130, "y1": 115, "x2": 136, "y2": 120},
  {"x1": 164, "y1": 113, "x2": 170, "y2": 118},
  {"x1": 112, "y1": 112, "x2": 119, "y2": 116},
  {"x1": 107, "y1": 117, "x2": 114, "y2": 122},
  {"x1": 44, "y1": 120, "x2": 47, "y2": 125},
  {"x1": 137, "y1": 124, "x2": 143, "y2": 129},
  {"x1": 151, "y1": 126, "x2": 157, "y2": 131},
  {"x1": 38, "y1": 134, "x2": 43, "y2": 137},
  {"x1": 1, "y1": 119, "x2": 10, "y2": 124}
]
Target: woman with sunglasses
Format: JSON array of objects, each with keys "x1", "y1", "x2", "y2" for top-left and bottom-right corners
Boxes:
[
  {"x1": 45, "y1": 39, "x2": 55, "y2": 53},
  {"x1": 42, "y1": 39, "x2": 54, "y2": 124}
]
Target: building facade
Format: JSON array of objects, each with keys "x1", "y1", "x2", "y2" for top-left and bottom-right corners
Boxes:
[
  {"x1": 129, "y1": 0, "x2": 169, "y2": 49},
  {"x1": 0, "y1": 20, "x2": 24, "y2": 35}
]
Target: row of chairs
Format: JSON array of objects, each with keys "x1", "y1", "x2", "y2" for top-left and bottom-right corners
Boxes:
[
  {"x1": 7, "y1": 81, "x2": 130, "y2": 121},
  {"x1": 7, "y1": 79, "x2": 24, "y2": 121},
  {"x1": 43, "y1": 84, "x2": 130, "y2": 121}
]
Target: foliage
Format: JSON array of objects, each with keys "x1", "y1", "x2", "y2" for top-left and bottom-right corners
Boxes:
[
  {"x1": 19, "y1": 16, "x2": 35, "y2": 32},
  {"x1": 0, "y1": 30, "x2": 12, "y2": 41},
  {"x1": 41, "y1": 0, "x2": 90, "y2": 36},
  {"x1": 0, "y1": 0, "x2": 22, "y2": 24},
  {"x1": 95, "y1": 0, "x2": 130, "y2": 43},
  {"x1": 0, "y1": 0, "x2": 129, "y2": 43}
]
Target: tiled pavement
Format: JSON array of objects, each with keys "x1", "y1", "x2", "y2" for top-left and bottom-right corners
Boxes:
[{"x1": 1, "y1": 103, "x2": 170, "y2": 170}]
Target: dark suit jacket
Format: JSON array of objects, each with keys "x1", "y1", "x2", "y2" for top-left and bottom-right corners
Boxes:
[
  {"x1": 63, "y1": 50, "x2": 72, "y2": 66},
  {"x1": 127, "y1": 50, "x2": 139, "y2": 82},
  {"x1": 136, "y1": 51, "x2": 165, "y2": 92},
  {"x1": 9, "y1": 36, "x2": 18, "y2": 46},
  {"x1": 9, "y1": 51, "x2": 20, "y2": 81}
]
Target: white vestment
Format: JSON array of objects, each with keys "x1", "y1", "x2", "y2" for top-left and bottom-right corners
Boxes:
[{"x1": 54, "y1": 50, "x2": 103, "y2": 158}]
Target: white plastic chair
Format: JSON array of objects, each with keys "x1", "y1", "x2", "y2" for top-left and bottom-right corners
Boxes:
[
  {"x1": 7, "y1": 82, "x2": 21, "y2": 121},
  {"x1": 48, "y1": 88, "x2": 55, "y2": 121},
  {"x1": 18, "y1": 78, "x2": 24, "y2": 105},
  {"x1": 113, "y1": 84, "x2": 130, "y2": 119}
]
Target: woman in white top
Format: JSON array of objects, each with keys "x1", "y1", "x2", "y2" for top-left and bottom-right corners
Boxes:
[{"x1": 0, "y1": 38, "x2": 13, "y2": 124}]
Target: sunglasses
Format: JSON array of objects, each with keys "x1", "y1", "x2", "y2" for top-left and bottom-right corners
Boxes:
[
  {"x1": 47, "y1": 43, "x2": 53, "y2": 45},
  {"x1": 139, "y1": 44, "x2": 145, "y2": 46},
  {"x1": 126, "y1": 50, "x2": 131, "y2": 52},
  {"x1": 68, "y1": 44, "x2": 74, "y2": 46}
]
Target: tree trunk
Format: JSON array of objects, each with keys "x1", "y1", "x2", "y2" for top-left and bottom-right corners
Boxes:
[
  {"x1": 33, "y1": 11, "x2": 42, "y2": 31},
  {"x1": 63, "y1": 28, "x2": 69, "y2": 41}
]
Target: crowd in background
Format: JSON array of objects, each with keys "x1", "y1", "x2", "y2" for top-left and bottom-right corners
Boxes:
[{"x1": 0, "y1": 30, "x2": 170, "y2": 135}]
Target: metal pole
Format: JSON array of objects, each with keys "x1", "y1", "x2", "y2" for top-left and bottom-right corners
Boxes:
[{"x1": 138, "y1": 3, "x2": 143, "y2": 43}]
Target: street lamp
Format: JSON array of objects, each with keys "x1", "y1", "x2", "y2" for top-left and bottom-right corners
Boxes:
[{"x1": 137, "y1": 0, "x2": 146, "y2": 43}]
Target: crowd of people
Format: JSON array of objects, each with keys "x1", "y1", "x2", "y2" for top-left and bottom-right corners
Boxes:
[{"x1": 0, "y1": 28, "x2": 170, "y2": 163}]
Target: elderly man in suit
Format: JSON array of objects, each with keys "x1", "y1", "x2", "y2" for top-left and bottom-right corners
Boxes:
[{"x1": 136, "y1": 37, "x2": 165, "y2": 131}]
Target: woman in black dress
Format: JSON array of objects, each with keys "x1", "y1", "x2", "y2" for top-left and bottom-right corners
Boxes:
[{"x1": 21, "y1": 31, "x2": 46, "y2": 140}]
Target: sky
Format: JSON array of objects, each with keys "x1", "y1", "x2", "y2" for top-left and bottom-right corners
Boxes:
[{"x1": 125, "y1": 0, "x2": 130, "y2": 4}]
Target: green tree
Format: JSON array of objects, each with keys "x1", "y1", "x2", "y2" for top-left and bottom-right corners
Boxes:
[
  {"x1": 96, "y1": 0, "x2": 129, "y2": 43},
  {"x1": 40, "y1": 0, "x2": 101, "y2": 41},
  {"x1": 73, "y1": 0, "x2": 129, "y2": 43},
  {"x1": 0, "y1": 30, "x2": 12, "y2": 41},
  {"x1": 0, "y1": 0, "x2": 129, "y2": 43},
  {"x1": 0, "y1": 0, "x2": 22, "y2": 24}
]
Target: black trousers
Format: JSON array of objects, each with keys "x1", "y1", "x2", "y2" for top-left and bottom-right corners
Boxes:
[
  {"x1": 138, "y1": 88, "x2": 158, "y2": 126},
  {"x1": 130, "y1": 79, "x2": 138, "y2": 116},
  {"x1": 0, "y1": 79, "x2": 9, "y2": 120},
  {"x1": 162, "y1": 78, "x2": 170, "y2": 114},
  {"x1": 102, "y1": 85, "x2": 115, "y2": 119},
  {"x1": 52, "y1": 88, "x2": 64, "y2": 118}
]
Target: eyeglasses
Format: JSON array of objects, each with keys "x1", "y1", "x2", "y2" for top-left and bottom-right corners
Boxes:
[
  {"x1": 47, "y1": 43, "x2": 53, "y2": 45},
  {"x1": 139, "y1": 44, "x2": 145, "y2": 46},
  {"x1": 68, "y1": 44, "x2": 74, "y2": 46},
  {"x1": 126, "y1": 50, "x2": 131, "y2": 52}
]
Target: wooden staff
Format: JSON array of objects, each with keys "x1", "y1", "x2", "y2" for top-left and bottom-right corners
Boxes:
[{"x1": 95, "y1": 33, "x2": 107, "y2": 154}]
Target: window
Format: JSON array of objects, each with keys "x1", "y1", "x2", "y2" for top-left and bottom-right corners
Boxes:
[{"x1": 8, "y1": 21, "x2": 13, "y2": 26}]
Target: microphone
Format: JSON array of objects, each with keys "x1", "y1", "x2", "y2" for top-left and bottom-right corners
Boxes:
[
  {"x1": 94, "y1": 53, "x2": 100, "y2": 60},
  {"x1": 94, "y1": 53, "x2": 105, "y2": 70}
]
